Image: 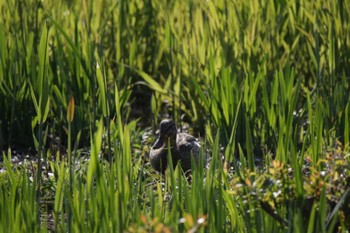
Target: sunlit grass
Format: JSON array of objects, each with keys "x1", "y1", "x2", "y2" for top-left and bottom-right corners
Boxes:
[{"x1": 0, "y1": 0, "x2": 350, "y2": 232}]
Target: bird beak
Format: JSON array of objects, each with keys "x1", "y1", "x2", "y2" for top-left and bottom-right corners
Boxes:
[{"x1": 152, "y1": 137, "x2": 164, "y2": 149}]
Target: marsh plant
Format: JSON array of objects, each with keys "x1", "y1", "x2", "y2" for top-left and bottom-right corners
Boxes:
[{"x1": 0, "y1": 0, "x2": 350, "y2": 232}]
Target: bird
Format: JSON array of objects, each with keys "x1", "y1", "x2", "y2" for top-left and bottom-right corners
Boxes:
[{"x1": 149, "y1": 119, "x2": 200, "y2": 174}]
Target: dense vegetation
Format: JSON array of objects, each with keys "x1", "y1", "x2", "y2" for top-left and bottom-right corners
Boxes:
[{"x1": 0, "y1": 0, "x2": 350, "y2": 232}]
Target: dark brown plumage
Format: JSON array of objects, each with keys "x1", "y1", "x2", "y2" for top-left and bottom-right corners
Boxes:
[{"x1": 149, "y1": 119, "x2": 200, "y2": 174}]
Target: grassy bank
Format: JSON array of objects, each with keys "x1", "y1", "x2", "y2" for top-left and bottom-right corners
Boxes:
[{"x1": 0, "y1": 0, "x2": 350, "y2": 232}]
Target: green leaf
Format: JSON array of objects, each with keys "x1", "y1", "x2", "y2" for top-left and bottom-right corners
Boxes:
[
  {"x1": 96, "y1": 61, "x2": 107, "y2": 116},
  {"x1": 135, "y1": 69, "x2": 167, "y2": 94},
  {"x1": 38, "y1": 24, "x2": 50, "y2": 122},
  {"x1": 29, "y1": 84, "x2": 40, "y2": 117},
  {"x1": 54, "y1": 162, "x2": 65, "y2": 213},
  {"x1": 87, "y1": 119, "x2": 104, "y2": 191}
]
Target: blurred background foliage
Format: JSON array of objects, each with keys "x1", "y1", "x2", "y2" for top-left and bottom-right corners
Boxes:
[{"x1": 0, "y1": 0, "x2": 349, "y2": 158}]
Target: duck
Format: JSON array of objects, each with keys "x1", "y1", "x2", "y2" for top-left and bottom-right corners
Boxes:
[{"x1": 149, "y1": 119, "x2": 200, "y2": 174}]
